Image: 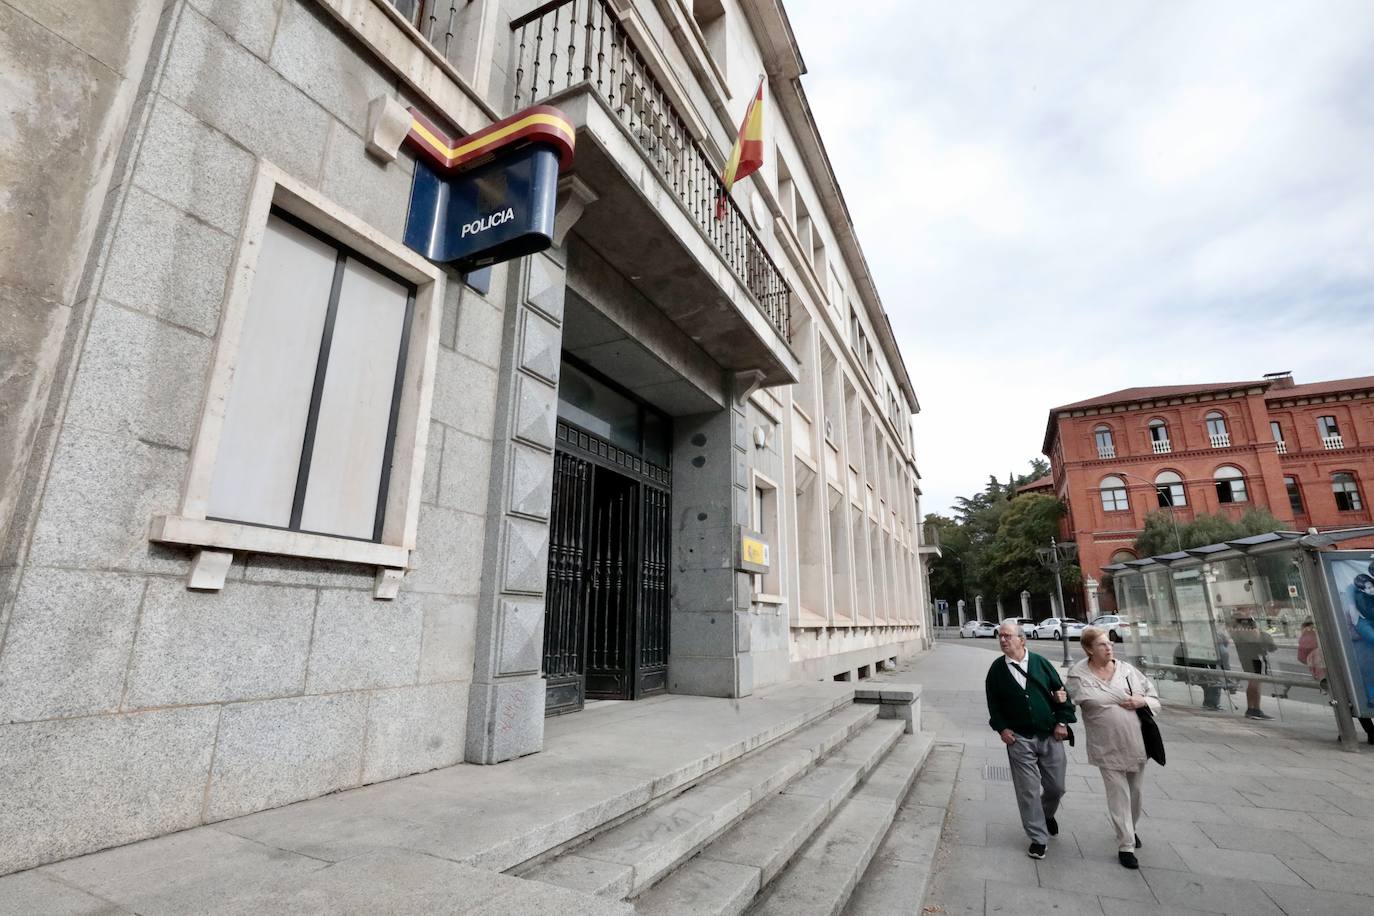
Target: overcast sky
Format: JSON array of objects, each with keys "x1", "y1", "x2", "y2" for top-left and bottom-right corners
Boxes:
[{"x1": 784, "y1": 0, "x2": 1374, "y2": 516}]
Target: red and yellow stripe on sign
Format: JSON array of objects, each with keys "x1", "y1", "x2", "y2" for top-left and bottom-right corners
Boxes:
[{"x1": 406, "y1": 104, "x2": 575, "y2": 174}]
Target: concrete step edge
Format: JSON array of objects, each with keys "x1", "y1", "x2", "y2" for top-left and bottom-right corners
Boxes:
[
  {"x1": 521, "y1": 703, "x2": 884, "y2": 899},
  {"x1": 840, "y1": 742, "x2": 961, "y2": 916},
  {"x1": 633, "y1": 726, "x2": 929, "y2": 916},
  {"x1": 746, "y1": 731, "x2": 938, "y2": 916}
]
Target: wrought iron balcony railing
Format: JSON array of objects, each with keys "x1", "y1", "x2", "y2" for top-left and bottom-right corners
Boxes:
[
  {"x1": 385, "y1": 0, "x2": 466, "y2": 59},
  {"x1": 509, "y1": 0, "x2": 792, "y2": 343}
]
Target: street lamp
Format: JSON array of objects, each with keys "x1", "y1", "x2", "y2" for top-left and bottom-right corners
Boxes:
[{"x1": 1037, "y1": 536, "x2": 1079, "y2": 667}]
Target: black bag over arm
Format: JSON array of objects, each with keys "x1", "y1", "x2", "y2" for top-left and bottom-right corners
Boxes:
[{"x1": 1128, "y1": 674, "x2": 1166, "y2": 766}]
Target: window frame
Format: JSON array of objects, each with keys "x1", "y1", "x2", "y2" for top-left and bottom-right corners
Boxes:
[
  {"x1": 1100, "y1": 475, "x2": 1129, "y2": 512},
  {"x1": 1205, "y1": 411, "x2": 1228, "y2": 438},
  {"x1": 1214, "y1": 465, "x2": 1248, "y2": 504},
  {"x1": 1154, "y1": 470, "x2": 1186, "y2": 508},
  {"x1": 1094, "y1": 425, "x2": 1116, "y2": 458},
  {"x1": 1284, "y1": 476, "x2": 1304, "y2": 515},
  {"x1": 150, "y1": 161, "x2": 443, "y2": 589},
  {"x1": 1333, "y1": 472, "x2": 1364, "y2": 512},
  {"x1": 750, "y1": 469, "x2": 783, "y2": 602}
]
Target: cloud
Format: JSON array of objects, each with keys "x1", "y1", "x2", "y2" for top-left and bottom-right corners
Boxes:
[{"x1": 785, "y1": 0, "x2": 1374, "y2": 515}]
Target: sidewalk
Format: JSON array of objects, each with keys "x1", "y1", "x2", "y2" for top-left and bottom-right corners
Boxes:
[{"x1": 908, "y1": 640, "x2": 1374, "y2": 916}]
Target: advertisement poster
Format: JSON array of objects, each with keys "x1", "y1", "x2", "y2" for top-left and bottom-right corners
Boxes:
[{"x1": 1321, "y1": 551, "x2": 1374, "y2": 718}]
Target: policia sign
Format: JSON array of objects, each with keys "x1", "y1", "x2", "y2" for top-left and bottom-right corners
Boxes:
[{"x1": 402, "y1": 105, "x2": 575, "y2": 272}]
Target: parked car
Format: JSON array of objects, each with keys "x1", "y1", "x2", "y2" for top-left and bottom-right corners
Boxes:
[
  {"x1": 1011, "y1": 617, "x2": 1038, "y2": 637},
  {"x1": 1091, "y1": 614, "x2": 1149, "y2": 642},
  {"x1": 959, "y1": 619, "x2": 999, "y2": 638},
  {"x1": 1031, "y1": 618, "x2": 1086, "y2": 641}
]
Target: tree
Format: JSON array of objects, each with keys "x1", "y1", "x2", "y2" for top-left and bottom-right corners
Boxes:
[{"x1": 1132, "y1": 508, "x2": 1285, "y2": 559}]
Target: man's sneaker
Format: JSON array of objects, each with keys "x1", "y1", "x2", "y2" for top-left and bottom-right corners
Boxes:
[
  {"x1": 1046, "y1": 816, "x2": 1058, "y2": 836},
  {"x1": 1245, "y1": 708, "x2": 1274, "y2": 720},
  {"x1": 1027, "y1": 843, "x2": 1047, "y2": 859},
  {"x1": 1134, "y1": 833, "x2": 1142, "y2": 849},
  {"x1": 1118, "y1": 851, "x2": 1139, "y2": 869}
]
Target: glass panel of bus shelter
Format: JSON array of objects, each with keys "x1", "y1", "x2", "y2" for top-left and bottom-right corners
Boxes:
[
  {"x1": 1247, "y1": 551, "x2": 1323, "y2": 699},
  {"x1": 1136, "y1": 568, "x2": 1176, "y2": 664},
  {"x1": 1170, "y1": 566, "x2": 1220, "y2": 665},
  {"x1": 1207, "y1": 556, "x2": 1271, "y2": 678},
  {"x1": 1113, "y1": 572, "x2": 1149, "y2": 657}
]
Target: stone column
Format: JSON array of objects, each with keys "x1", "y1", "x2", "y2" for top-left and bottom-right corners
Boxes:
[
  {"x1": 956, "y1": 599, "x2": 966, "y2": 626},
  {"x1": 465, "y1": 250, "x2": 567, "y2": 764},
  {"x1": 996, "y1": 597, "x2": 1005, "y2": 621},
  {"x1": 1020, "y1": 590, "x2": 1031, "y2": 618},
  {"x1": 1050, "y1": 592, "x2": 1061, "y2": 618},
  {"x1": 975, "y1": 594, "x2": 984, "y2": 620},
  {"x1": 668, "y1": 387, "x2": 755, "y2": 699},
  {"x1": 1086, "y1": 577, "x2": 1100, "y2": 616}
]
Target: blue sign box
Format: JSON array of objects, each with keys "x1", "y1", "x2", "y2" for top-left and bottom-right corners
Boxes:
[{"x1": 404, "y1": 143, "x2": 560, "y2": 272}]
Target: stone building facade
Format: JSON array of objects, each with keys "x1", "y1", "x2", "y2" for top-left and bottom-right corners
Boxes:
[
  {"x1": 0, "y1": 0, "x2": 932, "y2": 874},
  {"x1": 1044, "y1": 372, "x2": 1374, "y2": 606}
]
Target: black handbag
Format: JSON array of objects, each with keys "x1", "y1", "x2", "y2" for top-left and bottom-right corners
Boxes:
[{"x1": 1128, "y1": 676, "x2": 1166, "y2": 766}]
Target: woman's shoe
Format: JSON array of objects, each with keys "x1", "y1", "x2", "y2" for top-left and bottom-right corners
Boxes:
[{"x1": 1119, "y1": 851, "x2": 1139, "y2": 869}]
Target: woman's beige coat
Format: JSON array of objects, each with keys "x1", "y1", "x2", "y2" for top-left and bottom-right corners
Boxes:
[{"x1": 1065, "y1": 658, "x2": 1161, "y2": 771}]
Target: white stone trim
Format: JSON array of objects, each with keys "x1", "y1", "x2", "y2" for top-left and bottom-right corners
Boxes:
[{"x1": 153, "y1": 160, "x2": 443, "y2": 591}]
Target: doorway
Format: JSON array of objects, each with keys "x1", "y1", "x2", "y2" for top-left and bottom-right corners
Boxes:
[{"x1": 542, "y1": 363, "x2": 672, "y2": 716}]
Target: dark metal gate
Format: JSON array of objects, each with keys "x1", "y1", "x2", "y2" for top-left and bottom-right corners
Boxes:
[{"x1": 543, "y1": 421, "x2": 671, "y2": 715}]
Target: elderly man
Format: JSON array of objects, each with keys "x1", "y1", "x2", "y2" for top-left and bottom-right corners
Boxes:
[{"x1": 985, "y1": 620, "x2": 1077, "y2": 859}]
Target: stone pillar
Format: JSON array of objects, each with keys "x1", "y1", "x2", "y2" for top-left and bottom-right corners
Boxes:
[
  {"x1": 1086, "y1": 578, "x2": 1100, "y2": 617},
  {"x1": 465, "y1": 250, "x2": 567, "y2": 764},
  {"x1": 1020, "y1": 590, "x2": 1031, "y2": 618},
  {"x1": 668, "y1": 389, "x2": 755, "y2": 699},
  {"x1": 956, "y1": 599, "x2": 966, "y2": 626},
  {"x1": 975, "y1": 594, "x2": 984, "y2": 620},
  {"x1": 1050, "y1": 592, "x2": 1061, "y2": 618},
  {"x1": 996, "y1": 597, "x2": 1005, "y2": 621}
]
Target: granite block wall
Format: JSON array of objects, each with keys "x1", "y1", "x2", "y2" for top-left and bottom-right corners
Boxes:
[{"x1": 0, "y1": 0, "x2": 507, "y2": 875}]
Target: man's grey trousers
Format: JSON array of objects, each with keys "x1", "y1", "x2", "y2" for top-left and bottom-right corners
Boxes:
[{"x1": 1005, "y1": 733, "x2": 1068, "y2": 844}]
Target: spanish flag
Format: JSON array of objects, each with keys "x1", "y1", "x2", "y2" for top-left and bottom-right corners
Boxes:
[{"x1": 716, "y1": 76, "x2": 766, "y2": 220}]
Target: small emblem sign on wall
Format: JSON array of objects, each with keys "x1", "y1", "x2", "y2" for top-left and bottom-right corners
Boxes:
[{"x1": 738, "y1": 527, "x2": 771, "y2": 575}]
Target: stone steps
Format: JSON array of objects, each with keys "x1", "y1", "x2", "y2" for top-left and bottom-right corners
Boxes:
[
  {"x1": 841, "y1": 742, "x2": 960, "y2": 916},
  {"x1": 631, "y1": 722, "x2": 933, "y2": 916},
  {"x1": 522, "y1": 702, "x2": 883, "y2": 901},
  {"x1": 746, "y1": 730, "x2": 936, "y2": 916}
]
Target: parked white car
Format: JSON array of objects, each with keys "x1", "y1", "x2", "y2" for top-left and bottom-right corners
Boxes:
[
  {"x1": 1011, "y1": 617, "x2": 1038, "y2": 637},
  {"x1": 1091, "y1": 615, "x2": 1148, "y2": 642},
  {"x1": 959, "y1": 619, "x2": 999, "y2": 638},
  {"x1": 1031, "y1": 618, "x2": 1086, "y2": 641}
]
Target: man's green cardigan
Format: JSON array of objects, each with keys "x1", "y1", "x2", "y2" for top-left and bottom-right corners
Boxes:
[{"x1": 985, "y1": 651, "x2": 1077, "y2": 739}]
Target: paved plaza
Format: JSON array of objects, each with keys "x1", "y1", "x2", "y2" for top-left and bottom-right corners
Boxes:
[{"x1": 911, "y1": 639, "x2": 1374, "y2": 916}]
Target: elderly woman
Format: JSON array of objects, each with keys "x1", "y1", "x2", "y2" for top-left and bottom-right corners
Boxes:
[{"x1": 1065, "y1": 625, "x2": 1160, "y2": 869}]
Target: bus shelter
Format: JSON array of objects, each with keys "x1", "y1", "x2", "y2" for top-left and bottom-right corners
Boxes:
[{"x1": 1103, "y1": 528, "x2": 1374, "y2": 749}]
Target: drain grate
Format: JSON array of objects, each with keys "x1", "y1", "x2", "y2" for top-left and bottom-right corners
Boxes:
[{"x1": 982, "y1": 764, "x2": 1012, "y2": 782}]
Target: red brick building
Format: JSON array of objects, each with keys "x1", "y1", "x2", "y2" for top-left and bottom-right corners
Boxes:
[{"x1": 1043, "y1": 372, "x2": 1374, "y2": 605}]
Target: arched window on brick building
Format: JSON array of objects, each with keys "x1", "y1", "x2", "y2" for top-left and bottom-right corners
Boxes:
[
  {"x1": 1333, "y1": 472, "x2": 1364, "y2": 512},
  {"x1": 1155, "y1": 470, "x2": 1186, "y2": 507},
  {"x1": 1215, "y1": 465, "x2": 1248, "y2": 504},
  {"x1": 1100, "y1": 475, "x2": 1129, "y2": 512}
]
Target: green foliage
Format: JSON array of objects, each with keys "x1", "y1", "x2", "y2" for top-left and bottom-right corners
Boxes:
[
  {"x1": 1132, "y1": 508, "x2": 1286, "y2": 559},
  {"x1": 928, "y1": 460, "x2": 1073, "y2": 613}
]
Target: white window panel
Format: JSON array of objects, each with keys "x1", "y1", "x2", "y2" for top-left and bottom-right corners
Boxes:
[
  {"x1": 208, "y1": 216, "x2": 335, "y2": 527},
  {"x1": 300, "y1": 257, "x2": 409, "y2": 539}
]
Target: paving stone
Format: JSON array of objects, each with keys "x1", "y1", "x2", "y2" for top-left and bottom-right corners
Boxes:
[
  {"x1": 1172, "y1": 843, "x2": 1307, "y2": 887},
  {"x1": 1279, "y1": 854, "x2": 1374, "y2": 896},
  {"x1": 1036, "y1": 853, "x2": 1154, "y2": 902},
  {"x1": 39, "y1": 826, "x2": 327, "y2": 915},
  {"x1": 1139, "y1": 867, "x2": 1285, "y2": 915},
  {"x1": 0, "y1": 870, "x2": 134, "y2": 915},
  {"x1": 985, "y1": 879, "x2": 1108, "y2": 915},
  {"x1": 1259, "y1": 881, "x2": 1374, "y2": 916},
  {"x1": 1196, "y1": 821, "x2": 1321, "y2": 857}
]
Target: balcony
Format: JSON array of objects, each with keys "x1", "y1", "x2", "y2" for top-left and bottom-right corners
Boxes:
[
  {"x1": 919, "y1": 523, "x2": 942, "y2": 556},
  {"x1": 1210, "y1": 433, "x2": 1231, "y2": 448},
  {"x1": 1275, "y1": 440, "x2": 1288, "y2": 454},
  {"x1": 1097, "y1": 444, "x2": 1116, "y2": 459},
  {"x1": 1151, "y1": 439, "x2": 1172, "y2": 454},
  {"x1": 1323, "y1": 435, "x2": 1345, "y2": 450},
  {"x1": 508, "y1": 0, "x2": 797, "y2": 385}
]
